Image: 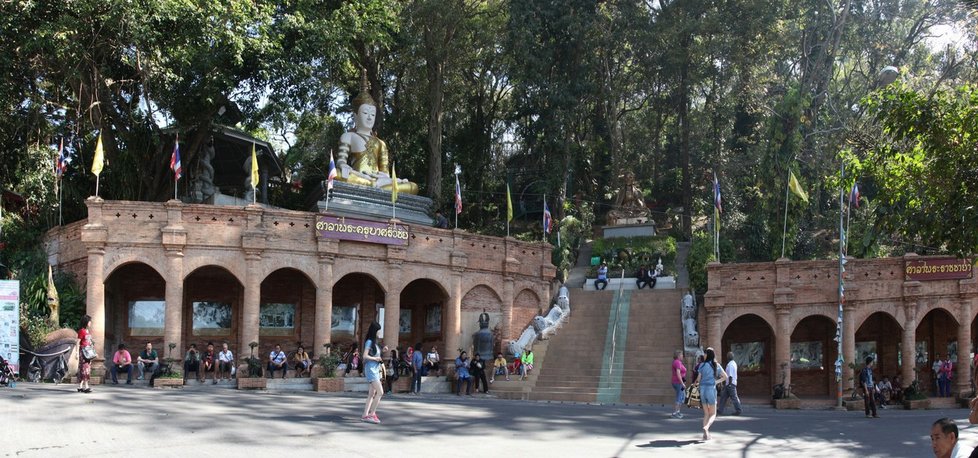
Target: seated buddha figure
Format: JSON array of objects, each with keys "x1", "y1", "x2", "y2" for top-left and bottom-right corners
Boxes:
[{"x1": 336, "y1": 86, "x2": 419, "y2": 195}]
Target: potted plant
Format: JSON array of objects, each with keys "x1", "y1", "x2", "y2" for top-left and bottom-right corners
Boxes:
[
  {"x1": 314, "y1": 343, "x2": 345, "y2": 392},
  {"x1": 154, "y1": 343, "x2": 184, "y2": 388},
  {"x1": 772, "y1": 363, "x2": 801, "y2": 409},
  {"x1": 903, "y1": 378, "x2": 929, "y2": 410},
  {"x1": 237, "y1": 341, "x2": 267, "y2": 390}
]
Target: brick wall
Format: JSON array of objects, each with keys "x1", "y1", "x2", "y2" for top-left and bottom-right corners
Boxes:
[{"x1": 790, "y1": 316, "x2": 837, "y2": 396}]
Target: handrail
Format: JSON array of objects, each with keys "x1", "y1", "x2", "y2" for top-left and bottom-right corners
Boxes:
[{"x1": 608, "y1": 268, "x2": 625, "y2": 376}]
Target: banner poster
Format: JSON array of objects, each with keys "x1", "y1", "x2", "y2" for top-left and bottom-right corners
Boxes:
[
  {"x1": 904, "y1": 258, "x2": 973, "y2": 281},
  {"x1": 0, "y1": 280, "x2": 20, "y2": 373}
]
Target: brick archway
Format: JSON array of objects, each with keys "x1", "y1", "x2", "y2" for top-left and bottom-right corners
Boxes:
[
  {"x1": 790, "y1": 315, "x2": 838, "y2": 396},
  {"x1": 400, "y1": 278, "x2": 450, "y2": 353},
  {"x1": 855, "y1": 311, "x2": 903, "y2": 387},
  {"x1": 917, "y1": 308, "x2": 960, "y2": 396},
  {"x1": 331, "y1": 273, "x2": 385, "y2": 349},
  {"x1": 721, "y1": 314, "x2": 775, "y2": 397},
  {"x1": 103, "y1": 262, "x2": 166, "y2": 358}
]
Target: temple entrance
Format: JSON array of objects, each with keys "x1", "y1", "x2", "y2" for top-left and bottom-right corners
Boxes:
[
  {"x1": 721, "y1": 314, "x2": 775, "y2": 397},
  {"x1": 461, "y1": 285, "x2": 504, "y2": 356},
  {"x1": 331, "y1": 273, "x2": 385, "y2": 355},
  {"x1": 790, "y1": 315, "x2": 838, "y2": 396},
  {"x1": 183, "y1": 266, "x2": 244, "y2": 358},
  {"x1": 399, "y1": 279, "x2": 449, "y2": 356},
  {"x1": 855, "y1": 312, "x2": 903, "y2": 389},
  {"x1": 916, "y1": 308, "x2": 959, "y2": 396},
  {"x1": 104, "y1": 262, "x2": 166, "y2": 358},
  {"x1": 258, "y1": 268, "x2": 316, "y2": 358}
]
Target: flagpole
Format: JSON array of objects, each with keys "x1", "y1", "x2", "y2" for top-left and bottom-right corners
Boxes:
[
  {"x1": 323, "y1": 184, "x2": 330, "y2": 213},
  {"x1": 781, "y1": 168, "x2": 790, "y2": 259},
  {"x1": 836, "y1": 161, "x2": 846, "y2": 409},
  {"x1": 844, "y1": 190, "x2": 853, "y2": 256},
  {"x1": 95, "y1": 175, "x2": 100, "y2": 198},
  {"x1": 58, "y1": 177, "x2": 63, "y2": 226}
]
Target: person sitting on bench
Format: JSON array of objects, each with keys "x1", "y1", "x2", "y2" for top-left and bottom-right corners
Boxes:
[
  {"x1": 293, "y1": 345, "x2": 312, "y2": 377},
  {"x1": 636, "y1": 265, "x2": 655, "y2": 289},
  {"x1": 217, "y1": 342, "x2": 234, "y2": 382},
  {"x1": 595, "y1": 263, "x2": 609, "y2": 290},
  {"x1": 136, "y1": 342, "x2": 159, "y2": 380},
  {"x1": 183, "y1": 343, "x2": 201, "y2": 382},
  {"x1": 201, "y1": 342, "x2": 217, "y2": 383},
  {"x1": 268, "y1": 344, "x2": 288, "y2": 378},
  {"x1": 110, "y1": 343, "x2": 134, "y2": 385}
]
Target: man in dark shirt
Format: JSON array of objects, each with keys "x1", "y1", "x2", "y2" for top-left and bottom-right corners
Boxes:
[{"x1": 136, "y1": 342, "x2": 159, "y2": 380}]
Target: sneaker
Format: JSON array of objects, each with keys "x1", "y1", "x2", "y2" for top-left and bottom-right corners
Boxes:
[
  {"x1": 360, "y1": 416, "x2": 373, "y2": 423},
  {"x1": 371, "y1": 414, "x2": 381, "y2": 424},
  {"x1": 866, "y1": 414, "x2": 872, "y2": 418},
  {"x1": 126, "y1": 381, "x2": 133, "y2": 385},
  {"x1": 676, "y1": 412, "x2": 684, "y2": 419},
  {"x1": 112, "y1": 381, "x2": 119, "y2": 385}
]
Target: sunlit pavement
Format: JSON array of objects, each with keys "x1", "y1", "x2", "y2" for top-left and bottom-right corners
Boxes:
[{"x1": 1, "y1": 384, "x2": 973, "y2": 457}]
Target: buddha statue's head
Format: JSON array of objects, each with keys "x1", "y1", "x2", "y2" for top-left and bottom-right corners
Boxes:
[{"x1": 352, "y1": 79, "x2": 377, "y2": 132}]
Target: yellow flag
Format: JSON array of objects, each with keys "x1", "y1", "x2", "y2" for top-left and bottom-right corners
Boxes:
[
  {"x1": 506, "y1": 183, "x2": 513, "y2": 222},
  {"x1": 788, "y1": 170, "x2": 808, "y2": 203},
  {"x1": 91, "y1": 133, "x2": 104, "y2": 176},
  {"x1": 390, "y1": 162, "x2": 398, "y2": 203},
  {"x1": 250, "y1": 143, "x2": 259, "y2": 191},
  {"x1": 46, "y1": 264, "x2": 60, "y2": 325}
]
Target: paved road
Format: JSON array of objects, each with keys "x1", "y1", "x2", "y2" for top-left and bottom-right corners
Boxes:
[{"x1": 1, "y1": 384, "x2": 975, "y2": 457}]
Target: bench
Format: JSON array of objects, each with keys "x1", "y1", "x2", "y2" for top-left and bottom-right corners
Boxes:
[{"x1": 584, "y1": 276, "x2": 676, "y2": 291}]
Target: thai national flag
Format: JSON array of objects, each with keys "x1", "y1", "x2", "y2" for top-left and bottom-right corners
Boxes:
[
  {"x1": 454, "y1": 174, "x2": 462, "y2": 215},
  {"x1": 170, "y1": 136, "x2": 182, "y2": 180},
  {"x1": 713, "y1": 173, "x2": 722, "y2": 213},
  {"x1": 56, "y1": 138, "x2": 66, "y2": 178},
  {"x1": 543, "y1": 197, "x2": 552, "y2": 234},
  {"x1": 327, "y1": 151, "x2": 337, "y2": 190},
  {"x1": 849, "y1": 183, "x2": 860, "y2": 208}
]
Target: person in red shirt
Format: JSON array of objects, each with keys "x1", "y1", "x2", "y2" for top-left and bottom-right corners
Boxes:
[{"x1": 77, "y1": 315, "x2": 94, "y2": 393}]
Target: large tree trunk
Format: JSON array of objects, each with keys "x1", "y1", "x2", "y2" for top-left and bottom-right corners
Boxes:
[{"x1": 425, "y1": 55, "x2": 444, "y2": 204}]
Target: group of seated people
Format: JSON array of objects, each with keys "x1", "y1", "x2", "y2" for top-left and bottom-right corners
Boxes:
[
  {"x1": 593, "y1": 262, "x2": 662, "y2": 290},
  {"x1": 873, "y1": 375, "x2": 904, "y2": 406},
  {"x1": 180, "y1": 342, "x2": 237, "y2": 383}
]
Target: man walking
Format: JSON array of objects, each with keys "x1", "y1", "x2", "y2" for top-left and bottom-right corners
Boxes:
[
  {"x1": 717, "y1": 351, "x2": 742, "y2": 416},
  {"x1": 860, "y1": 356, "x2": 879, "y2": 418}
]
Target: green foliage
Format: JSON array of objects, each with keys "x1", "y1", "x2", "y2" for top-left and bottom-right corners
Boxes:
[
  {"x1": 19, "y1": 308, "x2": 58, "y2": 349},
  {"x1": 318, "y1": 344, "x2": 343, "y2": 378},
  {"x1": 903, "y1": 378, "x2": 927, "y2": 400},
  {"x1": 687, "y1": 232, "x2": 715, "y2": 295},
  {"x1": 848, "y1": 83, "x2": 978, "y2": 256},
  {"x1": 590, "y1": 236, "x2": 678, "y2": 277}
]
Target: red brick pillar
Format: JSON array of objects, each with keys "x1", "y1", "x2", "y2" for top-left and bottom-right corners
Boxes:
[
  {"x1": 162, "y1": 200, "x2": 186, "y2": 358},
  {"x1": 444, "y1": 271, "x2": 463, "y2": 372},
  {"x1": 82, "y1": 197, "x2": 108, "y2": 375},
  {"x1": 775, "y1": 306, "x2": 791, "y2": 393},
  {"x1": 502, "y1": 277, "x2": 514, "y2": 344},
  {"x1": 901, "y1": 301, "x2": 917, "y2": 387},
  {"x1": 956, "y1": 298, "x2": 971, "y2": 397},
  {"x1": 384, "y1": 287, "x2": 401, "y2": 352},
  {"x1": 842, "y1": 304, "x2": 855, "y2": 392},
  {"x1": 314, "y1": 254, "x2": 334, "y2": 352},
  {"x1": 241, "y1": 253, "x2": 261, "y2": 360}
]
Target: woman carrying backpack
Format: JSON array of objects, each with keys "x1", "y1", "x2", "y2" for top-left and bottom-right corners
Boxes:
[
  {"x1": 361, "y1": 322, "x2": 386, "y2": 424},
  {"x1": 692, "y1": 347, "x2": 727, "y2": 440}
]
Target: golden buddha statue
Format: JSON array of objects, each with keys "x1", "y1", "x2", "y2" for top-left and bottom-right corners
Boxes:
[{"x1": 336, "y1": 81, "x2": 419, "y2": 195}]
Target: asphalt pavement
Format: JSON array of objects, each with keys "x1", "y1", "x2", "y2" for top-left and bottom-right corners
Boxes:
[{"x1": 0, "y1": 384, "x2": 973, "y2": 457}]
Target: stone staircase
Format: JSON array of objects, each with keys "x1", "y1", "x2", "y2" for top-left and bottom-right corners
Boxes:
[
  {"x1": 499, "y1": 287, "x2": 685, "y2": 404},
  {"x1": 619, "y1": 289, "x2": 686, "y2": 404},
  {"x1": 526, "y1": 290, "x2": 612, "y2": 402},
  {"x1": 486, "y1": 340, "x2": 549, "y2": 400}
]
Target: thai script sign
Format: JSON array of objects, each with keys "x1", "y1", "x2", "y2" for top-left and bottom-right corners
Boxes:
[
  {"x1": 316, "y1": 215, "x2": 409, "y2": 246},
  {"x1": 0, "y1": 280, "x2": 20, "y2": 373},
  {"x1": 904, "y1": 258, "x2": 973, "y2": 281}
]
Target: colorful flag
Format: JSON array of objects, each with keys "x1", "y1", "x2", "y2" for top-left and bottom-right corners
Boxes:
[
  {"x1": 46, "y1": 264, "x2": 60, "y2": 325},
  {"x1": 91, "y1": 133, "x2": 104, "y2": 176},
  {"x1": 543, "y1": 196, "x2": 552, "y2": 234},
  {"x1": 454, "y1": 174, "x2": 463, "y2": 215},
  {"x1": 506, "y1": 183, "x2": 513, "y2": 222},
  {"x1": 250, "y1": 142, "x2": 259, "y2": 191},
  {"x1": 788, "y1": 170, "x2": 808, "y2": 203},
  {"x1": 326, "y1": 151, "x2": 337, "y2": 191},
  {"x1": 56, "y1": 139, "x2": 66, "y2": 179},
  {"x1": 170, "y1": 135, "x2": 182, "y2": 181},
  {"x1": 849, "y1": 183, "x2": 860, "y2": 208},
  {"x1": 713, "y1": 173, "x2": 722, "y2": 213},
  {"x1": 390, "y1": 162, "x2": 398, "y2": 203}
]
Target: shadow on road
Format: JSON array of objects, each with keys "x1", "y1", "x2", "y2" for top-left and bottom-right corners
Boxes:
[{"x1": 636, "y1": 439, "x2": 701, "y2": 448}]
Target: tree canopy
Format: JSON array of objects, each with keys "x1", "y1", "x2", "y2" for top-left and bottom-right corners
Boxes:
[{"x1": 2, "y1": 0, "x2": 977, "y2": 264}]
